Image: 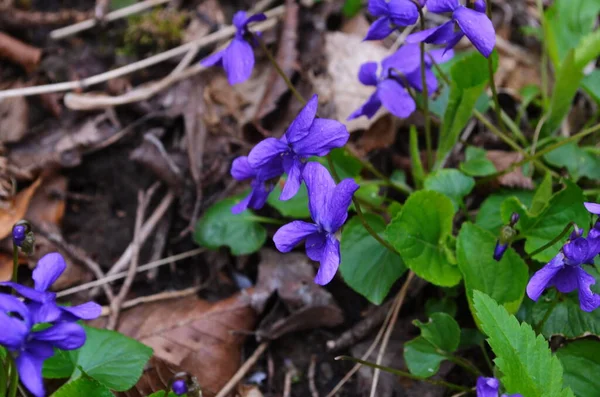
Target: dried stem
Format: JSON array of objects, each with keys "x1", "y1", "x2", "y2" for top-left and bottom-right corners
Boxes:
[{"x1": 214, "y1": 342, "x2": 269, "y2": 397}]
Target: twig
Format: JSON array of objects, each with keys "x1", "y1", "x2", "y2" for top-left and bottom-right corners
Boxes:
[
  {"x1": 107, "y1": 188, "x2": 149, "y2": 330},
  {"x1": 326, "y1": 299, "x2": 393, "y2": 352},
  {"x1": 100, "y1": 286, "x2": 200, "y2": 316},
  {"x1": 56, "y1": 247, "x2": 205, "y2": 298},
  {"x1": 89, "y1": 190, "x2": 175, "y2": 297},
  {"x1": 34, "y1": 223, "x2": 115, "y2": 302},
  {"x1": 283, "y1": 361, "x2": 298, "y2": 397},
  {"x1": 325, "y1": 283, "x2": 404, "y2": 397},
  {"x1": 0, "y1": 6, "x2": 284, "y2": 100},
  {"x1": 369, "y1": 271, "x2": 415, "y2": 397},
  {"x1": 214, "y1": 342, "x2": 270, "y2": 397},
  {"x1": 51, "y1": 0, "x2": 170, "y2": 40},
  {"x1": 308, "y1": 355, "x2": 319, "y2": 397}
]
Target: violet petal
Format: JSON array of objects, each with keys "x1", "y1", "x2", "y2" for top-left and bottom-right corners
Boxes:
[
  {"x1": 314, "y1": 234, "x2": 340, "y2": 285},
  {"x1": 273, "y1": 221, "x2": 319, "y2": 252},
  {"x1": 454, "y1": 6, "x2": 496, "y2": 58}
]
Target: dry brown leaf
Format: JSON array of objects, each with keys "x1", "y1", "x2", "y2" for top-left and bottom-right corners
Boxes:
[
  {"x1": 0, "y1": 32, "x2": 41, "y2": 72},
  {"x1": 252, "y1": 250, "x2": 344, "y2": 340},
  {"x1": 0, "y1": 252, "x2": 29, "y2": 282},
  {"x1": 237, "y1": 384, "x2": 263, "y2": 397},
  {"x1": 323, "y1": 32, "x2": 388, "y2": 132},
  {"x1": 355, "y1": 114, "x2": 397, "y2": 156},
  {"x1": 25, "y1": 174, "x2": 67, "y2": 231},
  {"x1": 486, "y1": 150, "x2": 534, "y2": 189},
  {"x1": 115, "y1": 292, "x2": 257, "y2": 397},
  {"x1": 0, "y1": 178, "x2": 41, "y2": 240},
  {"x1": 117, "y1": 356, "x2": 184, "y2": 397},
  {"x1": 0, "y1": 86, "x2": 28, "y2": 144}
]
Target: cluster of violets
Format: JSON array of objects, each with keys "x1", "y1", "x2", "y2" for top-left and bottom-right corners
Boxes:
[
  {"x1": 200, "y1": 0, "x2": 496, "y2": 286},
  {"x1": 0, "y1": 249, "x2": 101, "y2": 397}
]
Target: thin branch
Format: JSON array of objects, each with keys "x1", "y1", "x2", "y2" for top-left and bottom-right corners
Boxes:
[{"x1": 214, "y1": 342, "x2": 270, "y2": 397}]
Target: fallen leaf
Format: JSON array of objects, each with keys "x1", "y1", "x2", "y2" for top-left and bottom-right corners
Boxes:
[
  {"x1": 114, "y1": 292, "x2": 257, "y2": 397},
  {"x1": 486, "y1": 150, "x2": 534, "y2": 189},
  {"x1": 0, "y1": 31, "x2": 41, "y2": 72},
  {"x1": 324, "y1": 32, "x2": 388, "y2": 132},
  {"x1": 0, "y1": 178, "x2": 41, "y2": 240},
  {"x1": 0, "y1": 252, "x2": 28, "y2": 282},
  {"x1": 237, "y1": 384, "x2": 263, "y2": 397},
  {"x1": 252, "y1": 250, "x2": 344, "y2": 340},
  {"x1": 117, "y1": 356, "x2": 184, "y2": 397},
  {"x1": 355, "y1": 114, "x2": 397, "y2": 156}
]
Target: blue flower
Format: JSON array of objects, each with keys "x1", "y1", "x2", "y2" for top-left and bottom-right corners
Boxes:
[
  {"x1": 201, "y1": 11, "x2": 266, "y2": 85},
  {"x1": 348, "y1": 44, "x2": 452, "y2": 120},
  {"x1": 526, "y1": 231, "x2": 600, "y2": 312},
  {"x1": 364, "y1": 0, "x2": 420, "y2": 41},
  {"x1": 0, "y1": 293, "x2": 88, "y2": 397},
  {"x1": 407, "y1": 0, "x2": 496, "y2": 58},
  {"x1": 476, "y1": 377, "x2": 523, "y2": 397},
  {"x1": 230, "y1": 156, "x2": 283, "y2": 214},
  {"x1": 493, "y1": 241, "x2": 508, "y2": 261},
  {"x1": 1, "y1": 253, "x2": 102, "y2": 323},
  {"x1": 273, "y1": 162, "x2": 358, "y2": 285},
  {"x1": 247, "y1": 95, "x2": 349, "y2": 200}
]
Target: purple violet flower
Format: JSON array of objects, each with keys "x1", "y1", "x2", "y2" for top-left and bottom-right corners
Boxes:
[
  {"x1": 273, "y1": 162, "x2": 359, "y2": 285},
  {"x1": 526, "y1": 232, "x2": 600, "y2": 312},
  {"x1": 584, "y1": 202, "x2": 600, "y2": 239},
  {"x1": 201, "y1": 11, "x2": 267, "y2": 85},
  {"x1": 1, "y1": 252, "x2": 102, "y2": 323},
  {"x1": 12, "y1": 224, "x2": 26, "y2": 247},
  {"x1": 230, "y1": 156, "x2": 283, "y2": 214},
  {"x1": 364, "y1": 0, "x2": 420, "y2": 41},
  {"x1": 476, "y1": 377, "x2": 523, "y2": 397},
  {"x1": 172, "y1": 379, "x2": 188, "y2": 395},
  {"x1": 0, "y1": 293, "x2": 87, "y2": 397},
  {"x1": 407, "y1": 0, "x2": 496, "y2": 58},
  {"x1": 248, "y1": 95, "x2": 349, "y2": 200},
  {"x1": 348, "y1": 44, "x2": 452, "y2": 120}
]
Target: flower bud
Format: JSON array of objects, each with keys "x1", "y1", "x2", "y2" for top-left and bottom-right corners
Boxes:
[
  {"x1": 12, "y1": 224, "x2": 26, "y2": 247},
  {"x1": 172, "y1": 379, "x2": 188, "y2": 395},
  {"x1": 493, "y1": 241, "x2": 508, "y2": 261},
  {"x1": 509, "y1": 212, "x2": 520, "y2": 226},
  {"x1": 474, "y1": 0, "x2": 486, "y2": 13}
]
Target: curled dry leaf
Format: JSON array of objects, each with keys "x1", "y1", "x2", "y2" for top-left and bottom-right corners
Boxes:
[
  {"x1": 0, "y1": 32, "x2": 41, "y2": 72},
  {"x1": 252, "y1": 250, "x2": 344, "y2": 340},
  {"x1": 486, "y1": 150, "x2": 534, "y2": 189},
  {"x1": 324, "y1": 32, "x2": 388, "y2": 132},
  {"x1": 0, "y1": 84, "x2": 28, "y2": 144},
  {"x1": 114, "y1": 292, "x2": 257, "y2": 397},
  {"x1": 0, "y1": 178, "x2": 41, "y2": 240}
]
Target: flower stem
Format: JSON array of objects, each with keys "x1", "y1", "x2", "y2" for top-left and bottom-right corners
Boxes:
[
  {"x1": 535, "y1": 0, "x2": 550, "y2": 109},
  {"x1": 245, "y1": 215, "x2": 285, "y2": 225},
  {"x1": 525, "y1": 222, "x2": 575, "y2": 261},
  {"x1": 480, "y1": 122, "x2": 600, "y2": 183},
  {"x1": 326, "y1": 155, "x2": 401, "y2": 257},
  {"x1": 479, "y1": 343, "x2": 494, "y2": 373},
  {"x1": 445, "y1": 354, "x2": 483, "y2": 377},
  {"x1": 335, "y1": 356, "x2": 472, "y2": 393},
  {"x1": 415, "y1": 5, "x2": 432, "y2": 171},
  {"x1": 7, "y1": 358, "x2": 18, "y2": 397},
  {"x1": 0, "y1": 357, "x2": 7, "y2": 397}
]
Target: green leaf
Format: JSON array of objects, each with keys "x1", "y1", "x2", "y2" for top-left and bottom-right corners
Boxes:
[
  {"x1": 424, "y1": 169, "x2": 475, "y2": 211},
  {"x1": 501, "y1": 181, "x2": 590, "y2": 262},
  {"x1": 531, "y1": 173, "x2": 553, "y2": 216},
  {"x1": 354, "y1": 183, "x2": 385, "y2": 208},
  {"x1": 268, "y1": 182, "x2": 310, "y2": 218},
  {"x1": 556, "y1": 340, "x2": 600, "y2": 397},
  {"x1": 413, "y1": 312, "x2": 460, "y2": 353},
  {"x1": 425, "y1": 296, "x2": 457, "y2": 318},
  {"x1": 325, "y1": 148, "x2": 363, "y2": 180},
  {"x1": 543, "y1": 50, "x2": 585, "y2": 136},
  {"x1": 475, "y1": 190, "x2": 534, "y2": 234},
  {"x1": 44, "y1": 326, "x2": 153, "y2": 391},
  {"x1": 148, "y1": 392, "x2": 179, "y2": 397},
  {"x1": 460, "y1": 147, "x2": 497, "y2": 177},
  {"x1": 111, "y1": 0, "x2": 136, "y2": 9},
  {"x1": 544, "y1": 141, "x2": 600, "y2": 181},
  {"x1": 457, "y1": 223, "x2": 529, "y2": 320},
  {"x1": 403, "y1": 337, "x2": 446, "y2": 378},
  {"x1": 434, "y1": 50, "x2": 497, "y2": 168},
  {"x1": 582, "y1": 69, "x2": 600, "y2": 105},
  {"x1": 51, "y1": 374, "x2": 114, "y2": 397},
  {"x1": 386, "y1": 191, "x2": 461, "y2": 287},
  {"x1": 342, "y1": 0, "x2": 362, "y2": 17},
  {"x1": 473, "y1": 291, "x2": 575, "y2": 397},
  {"x1": 194, "y1": 197, "x2": 266, "y2": 255},
  {"x1": 340, "y1": 214, "x2": 406, "y2": 305}
]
